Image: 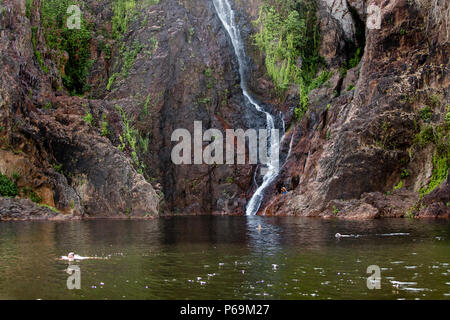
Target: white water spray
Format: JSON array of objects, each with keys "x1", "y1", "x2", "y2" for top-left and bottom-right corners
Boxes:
[{"x1": 212, "y1": 0, "x2": 282, "y2": 215}]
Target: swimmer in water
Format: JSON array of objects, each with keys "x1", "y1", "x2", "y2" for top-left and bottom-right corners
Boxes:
[
  {"x1": 257, "y1": 224, "x2": 262, "y2": 231},
  {"x1": 60, "y1": 252, "x2": 108, "y2": 261},
  {"x1": 335, "y1": 232, "x2": 408, "y2": 239},
  {"x1": 61, "y1": 252, "x2": 99, "y2": 261},
  {"x1": 61, "y1": 252, "x2": 84, "y2": 261},
  {"x1": 334, "y1": 233, "x2": 356, "y2": 238}
]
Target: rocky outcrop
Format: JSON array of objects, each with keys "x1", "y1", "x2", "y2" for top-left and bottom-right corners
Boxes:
[
  {"x1": 323, "y1": 0, "x2": 356, "y2": 42},
  {"x1": 0, "y1": 197, "x2": 73, "y2": 221},
  {"x1": 0, "y1": 0, "x2": 160, "y2": 219},
  {"x1": 417, "y1": 175, "x2": 450, "y2": 218},
  {"x1": 0, "y1": 0, "x2": 448, "y2": 220},
  {"x1": 262, "y1": 0, "x2": 449, "y2": 219},
  {"x1": 317, "y1": 0, "x2": 350, "y2": 67},
  {"x1": 0, "y1": 0, "x2": 262, "y2": 218}
]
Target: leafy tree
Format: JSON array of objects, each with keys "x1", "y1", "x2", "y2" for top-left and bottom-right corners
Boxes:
[
  {"x1": 253, "y1": 0, "x2": 326, "y2": 115},
  {"x1": 40, "y1": 0, "x2": 93, "y2": 94}
]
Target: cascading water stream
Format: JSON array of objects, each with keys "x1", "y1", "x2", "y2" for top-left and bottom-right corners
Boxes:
[{"x1": 212, "y1": 0, "x2": 282, "y2": 216}]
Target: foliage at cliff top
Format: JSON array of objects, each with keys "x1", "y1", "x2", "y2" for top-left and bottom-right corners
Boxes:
[
  {"x1": 253, "y1": 0, "x2": 322, "y2": 93},
  {"x1": 112, "y1": 0, "x2": 138, "y2": 39},
  {"x1": 253, "y1": 0, "x2": 331, "y2": 120},
  {"x1": 112, "y1": 0, "x2": 160, "y2": 39},
  {"x1": 37, "y1": 0, "x2": 160, "y2": 94},
  {"x1": 40, "y1": 0, "x2": 92, "y2": 95}
]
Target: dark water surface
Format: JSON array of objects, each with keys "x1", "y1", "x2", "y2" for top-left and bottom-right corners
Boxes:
[{"x1": 0, "y1": 216, "x2": 449, "y2": 300}]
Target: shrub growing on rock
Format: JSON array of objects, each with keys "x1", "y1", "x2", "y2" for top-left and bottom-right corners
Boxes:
[
  {"x1": 40, "y1": 0, "x2": 92, "y2": 94},
  {"x1": 0, "y1": 174, "x2": 19, "y2": 198}
]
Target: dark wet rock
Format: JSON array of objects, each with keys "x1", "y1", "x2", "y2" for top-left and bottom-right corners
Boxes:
[
  {"x1": 317, "y1": 0, "x2": 352, "y2": 67},
  {"x1": 102, "y1": 0, "x2": 257, "y2": 215},
  {"x1": 347, "y1": 0, "x2": 367, "y2": 19},
  {"x1": 342, "y1": 65, "x2": 360, "y2": 92},
  {"x1": 0, "y1": 197, "x2": 72, "y2": 221},
  {"x1": 418, "y1": 176, "x2": 450, "y2": 218}
]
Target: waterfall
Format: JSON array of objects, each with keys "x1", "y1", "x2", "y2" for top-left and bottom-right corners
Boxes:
[{"x1": 212, "y1": 0, "x2": 282, "y2": 216}]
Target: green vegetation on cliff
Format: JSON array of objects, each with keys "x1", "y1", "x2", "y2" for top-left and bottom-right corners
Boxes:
[
  {"x1": 421, "y1": 151, "x2": 448, "y2": 196},
  {"x1": 38, "y1": 203, "x2": 61, "y2": 213},
  {"x1": 253, "y1": 0, "x2": 321, "y2": 90},
  {"x1": 413, "y1": 99, "x2": 449, "y2": 196},
  {"x1": 253, "y1": 0, "x2": 330, "y2": 120},
  {"x1": 0, "y1": 173, "x2": 19, "y2": 198},
  {"x1": 112, "y1": 0, "x2": 160, "y2": 38},
  {"x1": 446, "y1": 107, "x2": 450, "y2": 129},
  {"x1": 31, "y1": 26, "x2": 48, "y2": 74},
  {"x1": 40, "y1": 0, "x2": 93, "y2": 94},
  {"x1": 112, "y1": 0, "x2": 137, "y2": 39},
  {"x1": 418, "y1": 127, "x2": 449, "y2": 196},
  {"x1": 115, "y1": 105, "x2": 148, "y2": 174},
  {"x1": 25, "y1": 0, "x2": 33, "y2": 19},
  {"x1": 31, "y1": 0, "x2": 161, "y2": 94},
  {"x1": 121, "y1": 40, "x2": 145, "y2": 77}
]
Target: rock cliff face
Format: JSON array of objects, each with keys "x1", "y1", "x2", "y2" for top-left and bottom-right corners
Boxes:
[
  {"x1": 0, "y1": 0, "x2": 448, "y2": 219},
  {"x1": 263, "y1": 0, "x2": 449, "y2": 218},
  {"x1": 0, "y1": 0, "x2": 160, "y2": 218},
  {"x1": 0, "y1": 0, "x2": 260, "y2": 218},
  {"x1": 102, "y1": 0, "x2": 258, "y2": 215}
]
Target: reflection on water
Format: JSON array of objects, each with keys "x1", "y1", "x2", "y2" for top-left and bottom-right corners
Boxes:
[{"x1": 0, "y1": 217, "x2": 449, "y2": 299}]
